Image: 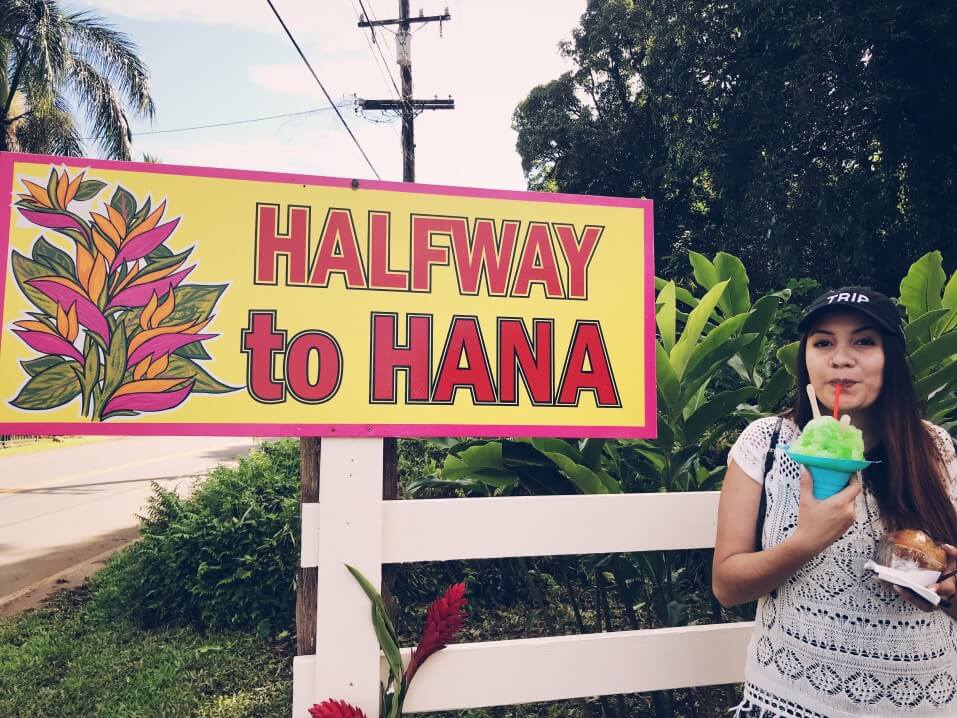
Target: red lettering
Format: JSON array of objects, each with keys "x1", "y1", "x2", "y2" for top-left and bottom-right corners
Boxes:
[
  {"x1": 241, "y1": 311, "x2": 286, "y2": 403},
  {"x1": 284, "y1": 331, "x2": 342, "y2": 403},
  {"x1": 452, "y1": 219, "x2": 519, "y2": 295},
  {"x1": 512, "y1": 222, "x2": 564, "y2": 298},
  {"x1": 368, "y1": 212, "x2": 408, "y2": 290},
  {"x1": 411, "y1": 216, "x2": 452, "y2": 291},
  {"x1": 309, "y1": 209, "x2": 366, "y2": 288},
  {"x1": 498, "y1": 318, "x2": 553, "y2": 404},
  {"x1": 255, "y1": 204, "x2": 309, "y2": 284},
  {"x1": 557, "y1": 321, "x2": 620, "y2": 406},
  {"x1": 554, "y1": 224, "x2": 602, "y2": 299},
  {"x1": 371, "y1": 313, "x2": 432, "y2": 402},
  {"x1": 432, "y1": 317, "x2": 496, "y2": 403}
]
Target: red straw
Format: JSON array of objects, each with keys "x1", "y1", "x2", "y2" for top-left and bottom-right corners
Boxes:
[{"x1": 833, "y1": 383, "x2": 841, "y2": 419}]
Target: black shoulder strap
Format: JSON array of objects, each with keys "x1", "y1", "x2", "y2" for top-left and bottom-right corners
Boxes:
[{"x1": 755, "y1": 417, "x2": 785, "y2": 551}]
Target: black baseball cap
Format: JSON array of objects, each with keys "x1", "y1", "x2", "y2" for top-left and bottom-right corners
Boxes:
[{"x1": 797, "y1": 286, "x2": 905, "y2": 342}]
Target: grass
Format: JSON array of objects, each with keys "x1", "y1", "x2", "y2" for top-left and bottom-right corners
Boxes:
[
  {"x1": 0, "y1": 435, "x2": 111, "y2": 456},
  {"x1": 0, "y1": 587, "x2": 292, "y2": 718}
]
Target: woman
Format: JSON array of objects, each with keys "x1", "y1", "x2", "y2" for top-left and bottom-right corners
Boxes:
[{"x1": 712, "y1": 287, "x2": 957, "y2": 717}]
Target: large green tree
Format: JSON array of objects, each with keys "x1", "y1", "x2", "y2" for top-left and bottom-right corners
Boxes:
[
  {"x1": 1, "y1": 0, "x2": 154, "y2": 159},
  {"x1": 513, "y1": 0, "x2": 957, "y2": 295}
]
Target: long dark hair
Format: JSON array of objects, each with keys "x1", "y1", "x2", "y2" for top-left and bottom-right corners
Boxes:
[{"x1": 788, "y1": 331, "x2": 957, "y2": 544}]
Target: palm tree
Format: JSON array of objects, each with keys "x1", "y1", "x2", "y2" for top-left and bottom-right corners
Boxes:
[{"x1": 1, "y1": 0, "x2": 154, "y2": 159}]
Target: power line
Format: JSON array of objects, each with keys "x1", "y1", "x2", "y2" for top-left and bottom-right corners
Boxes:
[
  {"x1": 123, "y1": 105, "x2": 351, "y2": 138},
  {"x1": 265, "y1": 0, "x2": 381, "y2": 179},
  {"x1": 350, "y1": 0, "x2": 402, "y2": 102}
]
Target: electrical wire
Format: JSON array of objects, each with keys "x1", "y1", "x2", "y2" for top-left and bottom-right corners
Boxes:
[
  {"x1": 265, "y1": 0, "x2": 381, "y2": 179},
  {"x1": 124, "y1": 105, "x2": 352, "y2": 137}
]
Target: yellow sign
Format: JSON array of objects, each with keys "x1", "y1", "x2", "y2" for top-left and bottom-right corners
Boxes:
[{"x1": 0, "y1": 154, "x2": 655, "y2": 438}]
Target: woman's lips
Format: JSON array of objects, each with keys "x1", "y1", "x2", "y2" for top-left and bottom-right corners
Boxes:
[{"x1": 829, "y1": 380, "x2": 859, "y2": 387}]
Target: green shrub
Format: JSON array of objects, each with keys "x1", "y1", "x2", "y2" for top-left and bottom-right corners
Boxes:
[{"x1": 93, "y1": 439, "x2": 301, "y2": 635}]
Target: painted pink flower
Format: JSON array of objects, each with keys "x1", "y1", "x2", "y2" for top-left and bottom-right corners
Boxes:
[
  {"x1": 12, "y1": 302, "x2": 83, "y2": 363},
  {"x1": 101, "y1": 379, "x2": 194, "y2": 419},
  {"x1": 17, "y1": 207, "x2": 86, "y2": 234},
  {"x1": 28, "y1": 276, "x2": 110, "y2": 341},
  {"x1": 128, "y1": 330, "x2": 216, "y2": 366},
  {"x1": 110, "y1": 218, "x2": 180, "y2": 270},
  {"x1": 107, "y1": 266, "x2": 193, "y2": 309}
]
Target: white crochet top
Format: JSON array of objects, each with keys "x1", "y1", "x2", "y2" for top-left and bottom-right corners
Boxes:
[{"x1": 726, "y1": 416, "x2": 957, "y2": 717}]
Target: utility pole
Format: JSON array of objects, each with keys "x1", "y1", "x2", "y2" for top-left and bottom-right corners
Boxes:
[
  {"x1": 295, "y1": 0, "x2": 454, "y2": 675},
  {"x1": 358, "y1": 2, "x2": 454, "y2": 182}
]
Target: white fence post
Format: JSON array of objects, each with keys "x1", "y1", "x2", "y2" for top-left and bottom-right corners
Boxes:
[{"x1": 309, "y1": 437, "x2": 384, "y2": 718}]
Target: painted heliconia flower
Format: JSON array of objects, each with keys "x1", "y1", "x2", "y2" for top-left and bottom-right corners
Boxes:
[
  {"x1": 308, "y1": 700, "x2": 368, "y2": 718},
  {"x1": 12, "y1": 302, "x2": 82, "y2": 363},
  {"x1": 89, "y1": 199, "x2": 181, "y2": 270},
  {"x1": 27, "y1": 276, "x2": 110, "y2": 341},
  {"x1": 9, "y1": 169, "x2": 235, "y2": 421}
]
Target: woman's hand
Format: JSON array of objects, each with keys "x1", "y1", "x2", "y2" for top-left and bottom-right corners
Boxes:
[
  {"x1": 789, "y1": 467, "x2": 861, "y2": 557},
  {"x1": 894, "y1": 543, "x2": 957, "y2": 613}
]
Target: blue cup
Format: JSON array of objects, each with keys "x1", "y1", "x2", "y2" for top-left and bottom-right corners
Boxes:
[{"x1": 782, "y1": 446, "x2": 873, "y2": 500}]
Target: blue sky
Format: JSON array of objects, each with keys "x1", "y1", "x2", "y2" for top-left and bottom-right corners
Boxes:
[{"x1": 71, "y1": 1, "x2": 586, "y2": 190}]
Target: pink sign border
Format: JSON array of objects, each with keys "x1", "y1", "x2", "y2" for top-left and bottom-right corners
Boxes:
[{"x1": 0, "y1": 152, "x2": 656, "y2": 439}]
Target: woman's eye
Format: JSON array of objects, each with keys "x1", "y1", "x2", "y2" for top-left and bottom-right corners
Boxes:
[
  {"x1": 856, "y1": 337, "x2": 877, "y2": 346},
  {"x1": 813, "y1": 340, "x2": 831, "y2": 348}
]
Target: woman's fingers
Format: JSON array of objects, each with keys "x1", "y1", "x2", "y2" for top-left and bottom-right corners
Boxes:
[
  {"x1": 893, "y1": 585, "x2": 936, "y2": 612},
  {"x1": 932, "y1": 543, "x2": 957, "y2": 599}
]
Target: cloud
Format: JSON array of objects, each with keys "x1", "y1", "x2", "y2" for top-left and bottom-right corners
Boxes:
[{"x1": 115, "y1": 1, "x2": 585, "y2": 190}]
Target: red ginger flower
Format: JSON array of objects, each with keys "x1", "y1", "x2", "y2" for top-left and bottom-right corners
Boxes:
[
  {"x1": 308, "y1": 699, "x2": 368, "y2": 718},
  {"x1": 405, "y1": 582, "x2": 467, "y2": 683}
]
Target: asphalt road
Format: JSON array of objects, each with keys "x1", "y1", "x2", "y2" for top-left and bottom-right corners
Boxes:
[{"x1": 0, "y1": 435, "x2": 258, "y2": 606}]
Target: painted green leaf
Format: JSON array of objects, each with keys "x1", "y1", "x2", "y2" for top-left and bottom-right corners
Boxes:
[
  {"x1": 74, "y1": 180, "x2": 107, "y2": 202},
  {"x1": 899, "y1": 251, "x2": 945, "y2": 322},
  {"x1": 110, "y1": 186, "x2": 137, "y2": 222},
  {"x1": 11, "y1": 251, "x2": 57, "y2": 315},
  {"x1": 32, "y1": 236, "x2": 77, "y2": 279},
  {"x1": 102, "y1": 322, "x2": 128, "y2": 401},
  {"x1": 11, "y1": 362, "x2": 81, "y2": 410},
  {"x1": 167, "y1": 285, "x2": 227, "y2": 325},
  {"x1": 174, "y1": 342, "x2": 212, "y2": 360},
  {"x1": 165, "y1": 355, "x2": 237, "y2": 394},
  {"x1": 22, "y1": 355, "x2": 63, "y2": 376},
  {"x1": 148, "y1": 244, "x2": 174, "y2": 260}
]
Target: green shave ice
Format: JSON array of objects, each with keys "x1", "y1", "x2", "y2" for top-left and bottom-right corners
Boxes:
[{"x1": 792, "y1": 415, "x2": 865, "y2": 461}]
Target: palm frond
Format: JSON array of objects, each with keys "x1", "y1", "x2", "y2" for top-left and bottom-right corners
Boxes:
[
  {"x1": 12, "y1": 93, "x2": 82, "y2": 155},
  {"x1": 66, "y1": 55, "x2": 132, "y2": 159},
  {"x1": 64, "y1": 11, "x2": 154, "y2": 118}
]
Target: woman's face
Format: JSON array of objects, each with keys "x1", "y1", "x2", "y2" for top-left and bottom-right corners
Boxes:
[{"x1": 805, "y1": 309, "x2": 885, "y2": 415}]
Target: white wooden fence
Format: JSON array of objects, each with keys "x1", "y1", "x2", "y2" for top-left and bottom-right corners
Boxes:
[{"x1": 292, "y1": 438, "x2": 753, "y2": 717}]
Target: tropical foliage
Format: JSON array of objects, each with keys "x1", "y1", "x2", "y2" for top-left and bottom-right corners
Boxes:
[
  {"x1": 1, "y1": 0, "x2": 154, "y2": 158},
  {"x1": 513, "y1": 0, "x2": 957, "y2": 296}
]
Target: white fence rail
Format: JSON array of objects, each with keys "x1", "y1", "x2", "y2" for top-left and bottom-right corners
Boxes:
[{"x1": 292, "y1": 438, "x2": 751, "y2": 717}]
